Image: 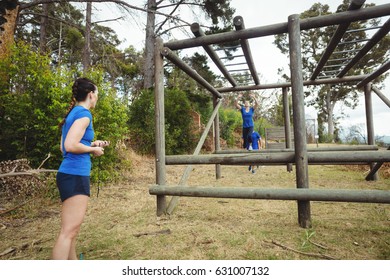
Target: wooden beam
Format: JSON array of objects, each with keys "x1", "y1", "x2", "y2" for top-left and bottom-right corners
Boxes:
[
  {"x1": 164, "y1": 4, "x2": 390, "y2": 50},
  {"x1": 234, "y1": 16, "x2": 260, "y2": 85},
  {"x1": 161, "y1": 47, "x2": 222, "y2": 98},
  {"x1": 165, "y1": 151, "x2": 390, "y2": 165},
  {"x1": 149, "y1": 186, "x2": 390, "y2": 204},
  {"x1": 191, "y1": 23, "x2": 237, "y2": 87}
]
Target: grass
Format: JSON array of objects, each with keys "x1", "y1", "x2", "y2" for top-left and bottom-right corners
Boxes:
[{"x1": 0, "y1": 148, "x2": 389, "y2": 260}]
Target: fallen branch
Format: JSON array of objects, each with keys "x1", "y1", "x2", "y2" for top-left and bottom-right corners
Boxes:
[
  {"x1": 0, "y1": 169, "x2": 57, "y2": 179},
  {"x1": 0, "y1": 239, "x2": 45, "y2": 258},
  {"x1": 0, "y1": 199, "x2": 36, "y2": 216},
  {"x1": 268, "y1": 240, "x2": 336, "y2": 260},
  {"x1": 309, "y1": 239, "x2": 329, "y2": 250},
  {"x1": 0, "y1": 247, "x2": 16, "y2": 257},
  {"x1": 133, "y1": 229, "x2": 171, "y2": 238}
]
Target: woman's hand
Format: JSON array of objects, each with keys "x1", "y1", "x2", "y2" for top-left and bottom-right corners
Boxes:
[
  {"x1": 91, "y1": 140, "x2": 110, "y2": 157},
  {"x1": 92, "y1": 146, "x2": 105, "y2": 157},
  {"x1": 92, "y1": 140, "x2": 110, "y2": 148}
]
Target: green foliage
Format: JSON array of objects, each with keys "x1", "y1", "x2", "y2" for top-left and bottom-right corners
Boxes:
[
  {"x1": 268, "y1": 93, "x2": 293, "y2": 127},
  {"x1": 218, "y1": 108, "x2": 242, "y2": 146},
  {"x1": 254, "y1": 118, "x2": 272, "y2": 139},
  {"x1": 0, "y1": 42, "x2": 64, "y2": 167},
  {"x1": 88, "y1": 71, "x2": 130, "y2": 182},
  {"x1": 203, "y1": 0, "x2": 235, "y2": 26},
  {"x1": 0, "y1": 42, "x2": 130, "y2": 182},
  {"x1": 128, "y1": 88, "x2": 197, "y2": 155}
]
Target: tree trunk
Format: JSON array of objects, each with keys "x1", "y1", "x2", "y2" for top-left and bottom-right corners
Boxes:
[
  {"x1": 0, "y1": 0, "x2": 19, "y2": 59},
  {"x1": 83, "y1": 2, "x2": 92, "y2": 74},
  {"x1": 326, "y1": 91, "x2": 335, "y2": 142},
  {"x1": 0, "y1": 0, "x2": 19, "y2": 90},
  {"x1": 143, "y1": 0, "x2": 156, "y2": 89},
  {"x1": 39, "y1": 3, "x2": 49, "y2": 54}
]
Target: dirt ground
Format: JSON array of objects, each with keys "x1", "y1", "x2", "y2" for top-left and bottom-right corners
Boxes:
[{"x1": 0, "y1": 149, "x2": 389, "y2": 260}]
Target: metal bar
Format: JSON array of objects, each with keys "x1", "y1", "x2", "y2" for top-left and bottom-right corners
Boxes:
[
  {"x1": 191, "y1": 23, "x2": 237, "y2": 87},
  {"x1": 234, "y1": 16, "x2": 260, "y2": 85},
  {"x1": 164, "y1": 4, "x2": 390, "y2": 50},
  {"x1": 228, "y1": 68, "x2": 250, "y2": 72},
  {"x1": 345, "y1": 25, "x2": 382, "y2": 33},
  {"x1": 338, "y1": 17, "x2": 390, "y2": 78},
  {"x1": 324, "y1": 64, "x2": 346, "y2": 68},
  {"x1": 225, "y1": 62, "x2": 248, "y2": 66},
  {"x1": 310, "y1": 0, "x2": 365, "y2": 80},
  {"x1": 357, "y1": 60, "x2": 390, "y2": 88},
  {"x1": 338, "y1": 38, "x2": 370, "y2": 45},
  {"x1": 149, "y1": 186, "x2": 390, "y2": 204},
  {"x1": 154, "y1": 38, "x2": 167, "y2": 216},
  {"x1": 166, "y1": 99, "x2": 222, "y2": 214},
  {"x1": 161, "y1": 47, "x2": 222, "y2": 98},
  {"x1": 216, "y1": 75, "x2": 367, "y2": 92},
  {"x1": 333, "y1": 49, "x2": 362, "y2": 54},
  {"x1": 328, "y1": 58, "x2": 350, "y2": 62},
  {"x1": 165, "y1": 151, "x2": 390, "y2": 165},
  {"x1": 323, "y1": 71, "x2": 339, "y2": 73},
  {"x1": 372, "y1": 85, "x2": 390, "y2": 108}
]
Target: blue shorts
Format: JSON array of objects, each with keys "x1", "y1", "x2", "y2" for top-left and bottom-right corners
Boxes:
[{"x1": 56, "y1": 172, "x2": 90, "y2": 202}]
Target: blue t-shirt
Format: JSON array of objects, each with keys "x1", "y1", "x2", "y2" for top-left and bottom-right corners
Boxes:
[
  {"x1": 250, "y1": 131, "x2": 261, "y2": 150},
  {"x1": 58, "y1": 106, "x2": 94, "y2": 176},
  {"x1": 240, "y1": 107, "x2": 255, "y2": 128}
]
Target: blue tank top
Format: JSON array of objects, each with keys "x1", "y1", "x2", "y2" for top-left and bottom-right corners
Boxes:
[
  {"x1": 58, "y1": 106, "x2": 94, "y2": 176},
  {"x1": 241, "y1": 107, "x2": 254, "y2": 128}
]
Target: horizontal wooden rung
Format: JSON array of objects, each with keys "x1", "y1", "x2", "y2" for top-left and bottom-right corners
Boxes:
[{"x1": 149, "y1": 186, "x2": 390, "y2": 204}]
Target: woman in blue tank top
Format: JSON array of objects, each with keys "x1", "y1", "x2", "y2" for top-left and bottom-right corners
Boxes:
[
  {"x1": 234, "y1": 93, "x2": 259, "y2": 149},
  {"x1": 52, "y1": 78, "x2": 109, "y2": 260}
]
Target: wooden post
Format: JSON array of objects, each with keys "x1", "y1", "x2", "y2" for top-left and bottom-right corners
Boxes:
[
  {"x1": 364, "y1": 83, "x2": 378, "y2": 181},
  {"x1": 213, "y1": 96, "x2": 222, "y2": 179},
  {"x1": 154, "y1": 37, "x2": 166, "y2": 216},
  {"x1": 282, "y1": 87, "x2": 293, "y2": 172},
  {"x1": 288, "y1": 14, "x2": 311, "y2": 228}
]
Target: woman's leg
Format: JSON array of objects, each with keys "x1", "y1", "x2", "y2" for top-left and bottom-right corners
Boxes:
[
  {"x1": 52, "y1": 195, "x2": 89, "y2": 260},
  {"x1": 242, "y1": 128, "x2": 249, "y2": 149},
  {"x1": 68, "y1": 238, "x2": 78, "y2": 260}
]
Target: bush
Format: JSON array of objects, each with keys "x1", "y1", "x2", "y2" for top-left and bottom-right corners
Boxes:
[
  {"x1": 0, "y1": 42, "x2": 130, "y2": 182},
  {"x1": 128, "y1": 88, "x2": 197, "y2": 155}
]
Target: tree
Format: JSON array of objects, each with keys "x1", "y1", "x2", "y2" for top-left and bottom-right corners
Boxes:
[
  {"x1": 0, "y1": 0, "x2": 19, "y2": 88},
  {"x1": 274, "y1": 1, "x2": 389, "y2": 141},
  {"x1": 127, "y1": 88, "x2": 197, "y2": 155},
  {"x1": 143, "y1": 0, "x2": 236, "y2": 89}
]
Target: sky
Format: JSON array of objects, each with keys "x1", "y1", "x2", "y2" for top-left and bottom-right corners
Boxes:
[{"x1": 93, "y1": 0, "x2": 390, "y2": 136}]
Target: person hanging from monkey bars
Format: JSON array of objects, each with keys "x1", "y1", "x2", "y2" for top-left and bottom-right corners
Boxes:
[{"x1": 234, "y1": 92, "x2": 258, "y2": 149}]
